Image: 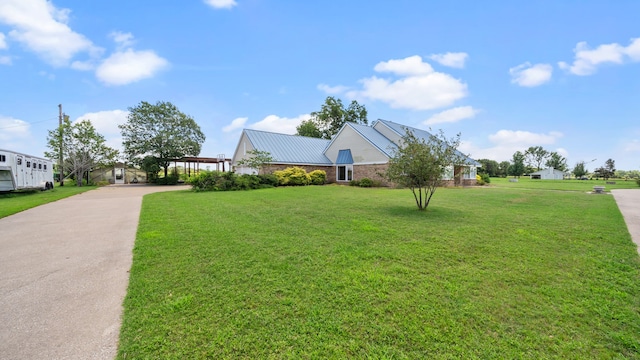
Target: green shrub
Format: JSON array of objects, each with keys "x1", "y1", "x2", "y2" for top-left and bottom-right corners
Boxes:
[
  {"x1": 274, "y1": 167, "x2": 311, "y2": 186},
  {"x1": 636, "y1": 178, "x2": 640, "y2": 187},
  {"x1": 481, "y1": 173, "x2": 490, "y2": 184},
  {"x1": 476, "y1": 174, "x2": 485, "y2": 186},
  {"x1": 188, "y1": 171, "x2": 233, "y2": 191},
  {"x1": 156, "y1": 175, "x2": 179, "y2": 185},
  {"x1": 358, "y1": 178, "x2": 373, "y2": 187},
  {"x1": 349, "y1": 179, "x2": 360, "y2": 187},
  {"x1": 236, "y1": 174, "x2": 261, "y2": 190},
  {"x1": 258, "y1": 174, "x2": 279, "y2": 187},
  {"x1": 309, "y1": 170, "x2": 327, "y2": 185}
]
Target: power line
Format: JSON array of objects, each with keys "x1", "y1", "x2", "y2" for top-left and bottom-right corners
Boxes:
[{"x1": 0, "y1": 117, "x2": 59, "y2": 131}]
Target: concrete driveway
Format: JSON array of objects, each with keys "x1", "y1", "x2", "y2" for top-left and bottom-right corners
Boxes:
[
  {"x1": 0, "y1": 184, "x2": 189, "y2": 360},
  {"x1": 612, "y1": 189, "x2": 640, "y2": 255}
]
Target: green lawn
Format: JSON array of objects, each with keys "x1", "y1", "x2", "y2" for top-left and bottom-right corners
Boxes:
[
  {"x1": 0, "y1": 184, "x2": 96, "y2": 219},
  {"x1": 118, "y1": 185, "x2": 640, "y2": 359},
  {"x1": 490, "y1": 176, "x2": 639, "y2": 191}
]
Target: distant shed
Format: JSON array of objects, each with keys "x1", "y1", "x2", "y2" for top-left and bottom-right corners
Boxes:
[{"x1": 530, "y1": 168, "x2": 567, "y2": 180}]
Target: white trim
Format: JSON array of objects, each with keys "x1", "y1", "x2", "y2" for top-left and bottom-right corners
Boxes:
[{"x1": 336, "y1": 164, "x2": 353, "y2": 182}]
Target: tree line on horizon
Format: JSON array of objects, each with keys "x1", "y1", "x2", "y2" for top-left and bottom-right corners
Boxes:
[{"x1": 476, "y1": 146, "x2": 623, "y2": 180}]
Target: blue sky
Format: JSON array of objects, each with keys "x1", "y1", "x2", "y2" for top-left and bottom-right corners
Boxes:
[{"x1": 1, "y1": 0, "x2": 639, "y2": 170}]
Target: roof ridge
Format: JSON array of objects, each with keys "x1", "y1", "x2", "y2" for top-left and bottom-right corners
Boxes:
[{"x1": 244, "y1": 128, "x2": 329, "y2": 141}]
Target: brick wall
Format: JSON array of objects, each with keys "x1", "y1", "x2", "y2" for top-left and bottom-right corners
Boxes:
[{"x1": 265, "y1": 163, "x2": 477, "y2": 187}]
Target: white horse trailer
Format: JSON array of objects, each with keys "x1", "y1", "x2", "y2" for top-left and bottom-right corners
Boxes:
[{"x1": 0, "y1": 149, "x2": 54, "y2": 192}]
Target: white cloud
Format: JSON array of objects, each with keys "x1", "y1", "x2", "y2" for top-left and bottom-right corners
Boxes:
[
  {"x1": 204, "y1": 0, "x2": 237, "y2": 9},
  {"x1": 347, "y1": 55, "x2": 467, "y2": 110},
  {"x1": 96, "y1": 49, "x2": 169, "y2": 86},
  {"x1": 110, "y1": 31, "x2": 135, "y2": 49},
  {"x1": 74, "y1": 110, "x2": 129, "y2": 136},
  {"x1": 222, "y1": 117, "x2": 248, "y2": 132},
  {"x1": 0, "y1": 0, "x2": 102, "y2": 66},
  {"x1": 424, "y1": 106, "x2": 479, "y2": 125},
  {"x1": 0, "y1": 56, "x2": 11, "y2": 65},
  {"x1": 624, "y1": 38, "x2": 640, "y2": 61},
  {"x1": 460, "y1": 130, "x2": 564, "y2": 162},
  {"x1": 489, "y1": 130, "x2": 563, "y2": 145},
  {"x1": 0, "y1": 115, "x2": 30, "y2": 141},
  {"x1": 317, "y1": 83, "x2": 349, "y2": 94},
  {"x1": 373, "y1": 55, "x2": 434, "y2": 75},
  {"x1": 509, "y1": 62, "x2": 553, "y2": 87},
  {"x1": 429, "y1": 52, "x2": 468, "y2": 68},
  {"x1": 248, "y1": 114, "x2": 311, "y2": 134},
  {"x1": 558, "y1": 38, "x2": 640, "y2": 76},
  {"x1": 0, "y1": 32, "x2": 7, "y2": 49},
  {"x1": 70, "y1": 60, "x2": 94, "y2": 71}
]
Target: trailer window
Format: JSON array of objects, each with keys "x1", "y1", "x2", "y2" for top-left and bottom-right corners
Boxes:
[
  {"x1": 27, "y1": 161, "x2": 31, "y2": 168},
  {"x1": 39, "y1": 163, "x2": 42, "y2": 169},
  {"x1": 0, "y1": 155, "x2": 5, "y2": 162},
  {"x1": 17, "y1": 158, "x2": 22, "y2": 165},
  {"x1": 44, "y1": 164, "x2": 47, "y2": 170}
]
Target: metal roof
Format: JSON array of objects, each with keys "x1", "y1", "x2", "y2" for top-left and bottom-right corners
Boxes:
[
  {"x1": 375, "y1": 119, "x2": 481, "y2": 166},
  {"x1": 244, "y1": 129, "x2": 332, "y2": 165},
  {"x1": 336, "y1": 149, "x2": 353, "y2": 164},
  {"x1": 346, "y1": 122, "x2": 397, "y2": 157}
]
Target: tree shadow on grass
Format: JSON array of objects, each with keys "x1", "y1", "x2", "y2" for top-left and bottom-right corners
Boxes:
[{"x1": 381, "y1": 204, "x2": 466, "y2": 222}]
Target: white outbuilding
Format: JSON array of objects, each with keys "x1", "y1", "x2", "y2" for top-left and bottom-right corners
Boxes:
[{"x1": 529, "y1": 167, "x2": 567, "y2": 180}]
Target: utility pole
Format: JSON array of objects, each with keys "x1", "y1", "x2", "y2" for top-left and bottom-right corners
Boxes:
[{"x1": 58, "y1": 104, "x2": 64, "y2": 186}]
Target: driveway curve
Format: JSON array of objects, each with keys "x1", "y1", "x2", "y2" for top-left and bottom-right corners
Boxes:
[
  {"x1": 612, "y1": 189, "x2": 640, "y2": 256},
  {"x1": 0, "y1": 184, "x2": 190, "y2": 360}
]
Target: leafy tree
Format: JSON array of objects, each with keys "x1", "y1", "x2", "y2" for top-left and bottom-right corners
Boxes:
[
  {"x1": 508, "y1": 151, "x2": 526, "y2": 177},
  {"x1": 545, "y1": 151, "x2": 568, "y2": 171},
  {"x1": 296, "y1": 96, "x2": 368, "y2": 139},
  {"x1": 477, "y1": 159, "x2": 499, "y2": 177},
  {"x1": 46, "y1": 118, "x2": 118, "y2": 187},
  {"x1": 385, "y1": 129, "x2": 469, "y2": 211},
  {"x1": 498, "y1": 161, "x2": 511, "y2": 177},
  {"x1": 295, "y1": 119, "x2": 322, "y2": 138},
  {"x1": 140, "y1": 155, "x2": 161, "y2": 183},
  {"x1": 594, "y1": 159, "x2": 616, "y2": 180},
  {"x1": 573, "y1": 161, "x2": 587, "y2": 179},
  {"x1": 119, "y1": 101, "x2": 205, "y2": 177},
  {"x1": 236, "y1": 149, "x2": 275, "y2": 175},
  {"x1": 524, "y1": 146, "x2": 549, "y2": 171}
]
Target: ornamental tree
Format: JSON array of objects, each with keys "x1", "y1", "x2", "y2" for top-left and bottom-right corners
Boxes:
[{"x1": 385, "y1": 129, "x2": 469, "y2": 211}]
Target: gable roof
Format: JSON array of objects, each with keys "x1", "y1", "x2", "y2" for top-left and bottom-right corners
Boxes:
[
  {"x1": 243, "y1": 129, "x2": 332, "y2": 165},
  {"x1": 374, "y1": 119, "x2": 480, "y2": 166},
  {"x1": 375, "y1": 118, "x2": 432, "y2": 140},
  {"x1": 344, "y1": 122, "x2": 397, "y2": 157}
]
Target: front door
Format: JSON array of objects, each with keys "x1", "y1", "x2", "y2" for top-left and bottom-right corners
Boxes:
[{"x1": 114, "y1": 167, "x2": 125, "y2": 184}]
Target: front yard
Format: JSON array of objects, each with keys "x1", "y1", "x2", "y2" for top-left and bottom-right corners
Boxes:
[{"x1": 118, "y1": 185, "x2": 640, "y2": 359}]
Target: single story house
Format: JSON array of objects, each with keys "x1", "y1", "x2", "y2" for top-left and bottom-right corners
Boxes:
[
  {"x1": 232, "y1": 119, "x2": 479, "y2": 186},
  {"x1": 529, "y1": 167, "x2": 568, "y2": 180}
]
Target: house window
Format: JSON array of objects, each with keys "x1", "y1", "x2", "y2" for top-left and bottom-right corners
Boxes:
[{"x1": 337, "y1": 165, "x2": 353, "y2": 181}]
